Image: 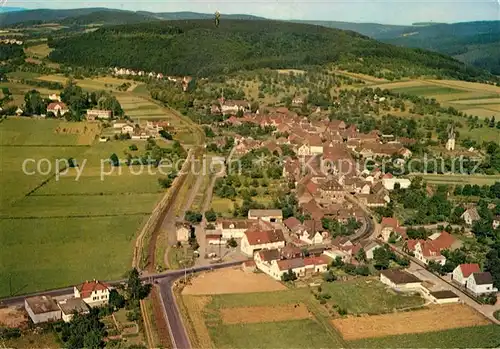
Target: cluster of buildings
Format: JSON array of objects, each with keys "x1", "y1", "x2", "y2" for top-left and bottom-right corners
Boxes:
[
  {"x1": 0, "y1": 38, "x2": 23, "y2": 45},
  {"x1": 24, "y1": 280, "x2": 110, "y2": 324},
  {"x1": 111, "y1": 67, "x2": 193, "y2": 91},
  {"x1": 112, "y1": 120, "x2": 171, "y2": 140}
]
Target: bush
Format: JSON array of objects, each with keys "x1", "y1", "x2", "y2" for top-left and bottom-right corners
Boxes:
[{"x1": 338, "y1": 308, "x2": 348, "y2": 316}]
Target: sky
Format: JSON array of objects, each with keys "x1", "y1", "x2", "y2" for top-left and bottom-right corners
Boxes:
[{"x1": 6, "y1": 0, "x2": 500, "y2": 25}]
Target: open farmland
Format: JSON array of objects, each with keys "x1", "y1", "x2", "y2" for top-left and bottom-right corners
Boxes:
[
  {"x1": 0, "y1": 117, "x2": 174, "y2": 297},
  {"x1": 181, "y1": 285, "x2": 345, "y2": 349},
  {"x1": 332, "y1": 304, "x2": 490, "y2": 340},
  {"x1": 413, "y1": 174, "x2": 500, "y2": 186},
  {"x1": 349, "y1": 325, "x2": 500, "y2": 348},
  {"x1": 320, "y1": 277, "x2": 424, "y2": 315},
  {"x1": 182, "y1": 268, "x2": 287, "y2": 295}
]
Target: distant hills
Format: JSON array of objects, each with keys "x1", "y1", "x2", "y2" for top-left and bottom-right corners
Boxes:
[
  {"x1": 47, "y1": 19, "x2": 495, "y2": 83},
  {"x1": 0, "y1": 7, "x2": 24, "y2": 13},
  {"x1": 1, "y1": 7, "x2": 498, "y2": 75}
]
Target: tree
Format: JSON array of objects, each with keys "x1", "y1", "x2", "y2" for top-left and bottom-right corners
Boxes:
[
  {"x1": 226, "y1": 237, "x2": 238, "y2": 248},
  {"x1": 108, "y1": 289, "x2": 125, "y2": 310},
  {"x1": 372, "y1": 246, "x2": 391, "y2": 270},
  {"x1": 185, "y1": 211, "x2": 203, "y2": 224},
  {"x1": 281, "y1": 269, "x2": 298, "y2": 282},
  {"x1": 126, "y1": 268, "x2": 151, "y2": 301},
  {"x1": 24, "y1": 90, "x2": 46, "y2": 115},
  {"x1": 323, "y1": 270, "x2": 337, "y2": 282},
  {"x1": 110, "y1": 153, "x2": 120, "y2": 167},
  {"x1": 159, "y1": 130, "x2": 173, "y2": 140},
  {"x1": 61, "y1": 308, "x2": 105, "y2": 349},
  {"x1": 355, "y1": 248, "x2": 367, "y2": 263},
  {"x1": 205, "y1": 209, "x2": 217, "y2": 222}
]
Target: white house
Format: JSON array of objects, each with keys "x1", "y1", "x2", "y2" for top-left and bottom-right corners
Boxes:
[
  {"x1": 121, "y1": 125, "x2": 135, "y2": 134},
  {"x1": 363, "y1": 241, "x2": 382, "y2": 260},
  {"x1": 380, "y1": 269, "x2": 422, "y2": 292},
  {"x1": 240, "y1": 229, "x2": 285, "y2": 256},
  {"x1": 57, "y1": 298, "x2": 89, "y2": 323},
  {"x1": 298, "y1": 230, "x2": 324, "y2": 245},
  {"x1": 74, "y1": 280, "x2": 111, "y2": 307},
  {"x1": 25, "y1": 296, "x2": 61, "y2": 324},
  {"x1": 47, "y1": 102, "x2": 69, "y2": 116},
  {"x1": 248, "y1": 209, "x2": 283, "y2": 223},
  {"x1": 323, "y1": 248, "x2": 351, "y2": 263},
  {"x1": 465, "y1": 272, "x2": 498, "y2": 295},
  {"x1": 382, "y1": 178, "x2": 411, "y2": 191},
  {"x1": 461, "y1": 207, "x2": 481, "y2": 226},
  {"x1": 87, "y1": 109, "x2": 112, "y2": 120},
  {"x1": 176, "y1": 222, "x2": 191, "y2": 243},
  {"x1": 452, "y1": 264, "x2": 480, "y2": 286},
  {"x1": 256, "y1": 254, "x2": 329, "y2": 281},
  {"x1": 218, "y1": 220, "x2": 250, "y2": 239}
]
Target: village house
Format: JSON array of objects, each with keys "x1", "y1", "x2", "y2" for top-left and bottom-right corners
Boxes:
[
  {"x1": 380, "y1": 269, "x2": 422, "y2": 292},
  {"x1": 452, "y1": 263, "x2": 481, "y2": 286},
  {"x1": 248, "y1": 209, "x2": 283, "y2": 223},
  {"x1": 86, "y1": 109, "x2": 112, "y2": 120},
  {"x1": 297, "y1": 137, "x2": 324, "y2": 156},
  {"x1": 318, "y1": 179, "x2": 345, "y2": 204},
  {"x1": 382, "y1": 176, "x2": 412, "y2": 191},
  {"x1": 380, "y1": 217, "x2": 407, "y2": 242},
  {"x1": 461, "y1": 207, "x2": 481, "y2": 226},
  {"x1": 464, "y1": 272, "x2": 498, "y2": 295},
  {"x1": 176, "y1": 222, "x2": 192, "y2": 243},
  {"x1": 362, "y1": 240, "x2": 383, "y2": 260},
  {"x1": 25, "y1": 296, "x2": 62, "y2": 324},
  {"x1": 426, "y1": 290, "x2": 460, "y2": 304},
  {"x1": 408, "y1": 231, "x2": 457, "y2": 265},
  {"x1": 47, "y1": 102, "x2": 69, "y2": 116},
  {"x1": 357, "y1": 193, "x2": 389, "y2": 208},
  {"x1": 217, "y1": 219, "x2": 250, "y2": 239},
  {"x1": 121, "y1": 124, "x2": 135, "y2": 134},
  {"x1": 493, "y1": 215, "x2": 500, "y2": 229},
  {"x1": 74, "y1": 280, "x2": 111, "y2": 307},
  {"x1": 254, "y1": 250, "x2": 329, "y2": 280},
  {"x1": 240, "y1": 229, "x2": 286, "y2": 256},
  {"x1": 48, "y1": 94, "x2": 61, "y2": 102},
  {"x1": 219, "y1": 98, "x2": 250, "y2": 114},
  {"x1": 57, "y1": 298, "x2": 89, "y2": 323}
]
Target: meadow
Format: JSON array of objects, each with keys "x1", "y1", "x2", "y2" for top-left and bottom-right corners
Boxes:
[
  {"x1": 0, "y1": 118, "x2": 171, "y2": 297},
  {"x1": 348, "y1": 325, "x2": 500, "y2": 348}
]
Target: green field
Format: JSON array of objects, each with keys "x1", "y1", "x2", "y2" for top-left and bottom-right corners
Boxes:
[
  {"x1": 0, "y1": 215, "x2": 146, "y2": 297},
  {"x1": 415, "y1": 174, "x2": 500, "y2": 186},
  {"x1": 209, "y1": 319, "x2": 338, "y2": 349},
  {"x1": 320, "y1": 278, "x2": 424, "y2": 315},
  {"x1": 349, "y1": 325, "x2": 500, "y2": 348},
  {"x1": 199, "y1": 289, "x2": 345, "y2": 349},
  {"x1": 390, "y1": 85, "x2": 468, "y2": 97},
  {"x1": 0, "y1": 119, "x2": 172, "y2": 297}
]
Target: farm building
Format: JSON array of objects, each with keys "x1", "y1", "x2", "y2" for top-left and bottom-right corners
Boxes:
[
  {"x1": 380, "y1": 269, "x2": 422, "y2": 292},
  {"x1": 248, "y1": 209, "x2": 283, "y2": 222},
  {"x1": 74, "y1": 280, "x2": 111, "y2": 307},
  {"x1": 428, "y1": 290, "x2": 460, "y2": 304},
  {"x1": 25, "y1": 296, "x2": 61, "y2": 324},
  {"x1": 176, "y1": 222, "x2": 192, "y2": 243},
  {"x1": 240, "y1": 229, "x2": 286, "y2": 256},
  {"x1": 86, "y1": 109, "x2": 112, "y2": 120},
  {"x1": 57, "y1": 298, "x2": 89, "y2": 322}
]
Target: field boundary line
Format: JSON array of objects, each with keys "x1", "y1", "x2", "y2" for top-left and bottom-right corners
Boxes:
[{"x1": 140, "y1": 299, "x2": 154, "y2": 348}]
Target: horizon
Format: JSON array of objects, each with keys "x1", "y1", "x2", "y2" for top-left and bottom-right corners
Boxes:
[{"x1": 4, "y1": 0, "x2": 500, "y2": 26}]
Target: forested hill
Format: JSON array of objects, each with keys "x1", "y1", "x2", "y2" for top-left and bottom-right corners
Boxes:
[
  {"x1": 378, "y1": 21, "x2": 500, "y2": 75},
  {"x1": 47, "y1": 20, "x2": 495, "y2": 81}
]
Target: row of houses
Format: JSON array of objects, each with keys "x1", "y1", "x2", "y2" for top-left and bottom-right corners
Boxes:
[
  {"x1": 24, "y1": 280, "x2": 110, "y2": 324},
  {"x1": 111, "y1": 67, "x2": 193, "y2": 91},
  {"x1": 0, "y1": 38, "x2": 23, "y2": 45}
]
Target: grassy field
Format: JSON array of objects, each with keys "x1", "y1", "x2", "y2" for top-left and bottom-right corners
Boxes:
[
  {"x1": 349, "y1": 325, "x2": 500, "y2": 348},
  {"x1": 3, "y1": 330, "x2": 60, "y2": 348},
  {"x1": 414, "y1": 174, "x2": 500, "y2": 185},
  {"x1": 0, "y1": 215, "x2": 146, "y2": 297},
  {"x1": 197, "y1": 289, "x2": 346, "y2": 349},
  {"x1": 390, "y1": 85, "x2": 468, "y2": 97},
  {"x1": 320, "y1": 277, "x2": 424, "y2": 315},
  {"x1": 25, "y1": 43, "x2": 53, "y2": 58},
  {"x1": 0, "y1": 118, "x2": 173, "y2": 297}
]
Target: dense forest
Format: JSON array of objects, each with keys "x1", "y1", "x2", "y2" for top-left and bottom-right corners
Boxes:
[
  {"x1": 0, "y1": 44, "x2": 25, "y2": 61},
  {"x1": 47, "y1": 19, "x2": 495, "y2": 81},
  {"x1": 378, "y1": 21, "x2": 500, "y2": 75}
]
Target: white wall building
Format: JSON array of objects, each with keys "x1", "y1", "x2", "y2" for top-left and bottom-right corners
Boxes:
[
  {"x1": 74, "y1": 280, "x2": 111, "y2": 307},
  {"x1": 25, "y1": 296, "x2": 62, "y2": 324}
]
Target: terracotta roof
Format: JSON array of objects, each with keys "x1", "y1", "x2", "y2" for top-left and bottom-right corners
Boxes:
[
  {"x1": 381, "y1": 269, "x2": 422, "y2": 285},
  {"x1": 303, "y1": 220, "x2": 324, "y2": 233},
  {"x1": 258, "y1": 249, "x2": 281, "y2": 262},
  {"x1": 277, "y1": 258, "x2": 305, "y2": 271},
  {"x1": 284, "y1": 217, "x2": 302, "y2": 230},
  {"x1": 75, "y1": 280, "x2": 110, "y2": 299},
  {"x1": 301, "y1": 199, "x2": 324, "y2": 220},
  {"x1": 244, "y1": 229, "x2": 285, "y2": 245},
  {"x1": 47, "y1": 102, "x2": 68, "y2": 110},
  {"x1": 458, "y1": 263, "x2": 481, "y2": 278},
  {"x1": 471, "y1": 272, "x2": 494, "y2": 285},
  {"x1": 430, "y1": 231, "x2": 456, "y2": 250},
  {"x1": 248, "y1": 209, "x2": 283, "y2": 218},
  {"x1": 381, "y1": 217, "x2": 399, "y2": 228},
  {"x1": 281, "y1": 244, "x2": 302, "y2": 259},
  {"x1": 303, "y1": 256, "x2": 329, "y2": 266},
  {"x1": 320, "y1": 179, "x2": 344, "y2": 192}
]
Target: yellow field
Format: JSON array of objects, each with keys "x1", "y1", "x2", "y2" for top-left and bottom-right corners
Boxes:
[
  {"x1": 335, "y1": 70, "x2": 389, "y2": 84},
  {"x1": 427, "y1": 79, "x2": 500, "y2": 94},
  {"x1": 462, "y1": 108, "x2": 500, "y2": 118},
  {"x1": 451, "y1": 98, "x2": 500, "y2": 105},
  {"x1": 25, "y1": 43, "x2": 53, "y2": 58}
]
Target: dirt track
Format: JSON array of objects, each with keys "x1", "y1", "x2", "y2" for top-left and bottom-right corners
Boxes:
[
  {"x1": 332, "y1": 304, "x2": 490, "y2": 340},
  {"x1": 221, "y1": 303, "x2": 311, "y2": 324},
  {"x1": 182, "y1": 267, "x2": 286, "y2": 295}
]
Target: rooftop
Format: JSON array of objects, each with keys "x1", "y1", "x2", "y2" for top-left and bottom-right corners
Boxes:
[
  {"x1": 430, "y1": 290, "x2": 459, "y2": 299},
  {"x1": 381, "y1": 269, "x2": 422, "y2": 285},
  {"x1": 57, "y1": 298, "x2": 89, "y2": 315},
  {"x1": 25, "y1": 296, "x2": 60, "y2": 314}
]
